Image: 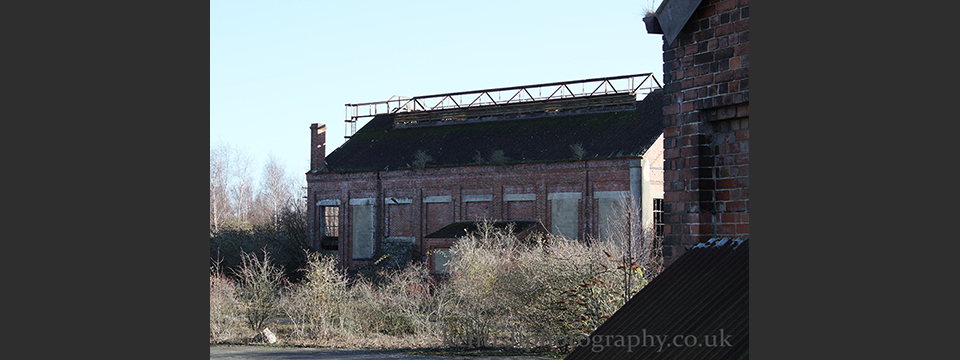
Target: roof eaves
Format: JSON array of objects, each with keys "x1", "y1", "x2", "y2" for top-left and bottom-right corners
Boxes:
[{"x1": 651, "y1": 0, "x2": 704, "y2": 46}]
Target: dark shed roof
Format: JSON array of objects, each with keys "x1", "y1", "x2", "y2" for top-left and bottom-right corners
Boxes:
[
  {"x1": 323, "y1": 90, "x2": 663, "y2": 173},
  {"x1": 424, "y1": 221, "x2": 543, "y2": 239},
  {"x1": 565, "y1": 237, "x2": 748, "y2": 360}
]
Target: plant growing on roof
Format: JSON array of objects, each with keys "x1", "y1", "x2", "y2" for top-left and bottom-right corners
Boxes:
[
  {"x1": 570, "y1": 143, "x2": 586, "y2": 160},
  {"x1": 411, "y1": 150, "x2": 433, "y2": 169},
  {"x1": 642, "y1": 0, "x2": 662, "y2": 33},
  {"x1": 489, "y1": 150, "x2": 509, "y2": 166},
  {"x1": 643, "y1": 0, "x2": 657, "y2": 17}
]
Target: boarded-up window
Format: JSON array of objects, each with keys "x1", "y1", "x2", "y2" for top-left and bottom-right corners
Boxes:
[
  {"x1": 424, "y1": 195, "x2": 452, "y2": 236},
  {"x1": 504, "y1": 193, "x2": 535, "y2": 221},
  {"x1": 351, "y1": 199, "x2": 375, "y2": 259},
  {"x1": 506, "y1": 201, "x2": 534, "y2": 221},
  {"x1": 463, "y1": 195, "x2": 492, "y2": 221},
  {"x1": 596, "y1": 191, "x2": 630, "y2": 243},
  {"x1": 549, "y1": 192, "x2": 581, "y2": 240},
  {"x1": 386, "y1": 197, "x2": 414, "y2": 239}
]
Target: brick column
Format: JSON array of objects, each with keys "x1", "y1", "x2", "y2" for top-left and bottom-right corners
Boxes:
[
  {"x1": 659, "y1": 0, "x2": 749, "y2": 265},
  {"x1": 310, "y1": 123, "x2": 326, "y2": 171}
]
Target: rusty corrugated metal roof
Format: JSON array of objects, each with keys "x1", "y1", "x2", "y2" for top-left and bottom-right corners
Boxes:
[{"x1": 565, "y1": 237, "x2": 748, "y2": 360}]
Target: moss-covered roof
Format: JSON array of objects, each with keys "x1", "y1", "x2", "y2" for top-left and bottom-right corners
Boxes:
[{"x1": 323, "y1": 90, "x2": 663, "y2": 173}]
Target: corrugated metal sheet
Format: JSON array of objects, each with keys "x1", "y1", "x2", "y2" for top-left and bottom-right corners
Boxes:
[{"x1": 565, "y1": 237, "x2": 748, "y2": 360}]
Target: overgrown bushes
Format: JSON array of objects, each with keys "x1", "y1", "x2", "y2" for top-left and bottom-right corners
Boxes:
[
  {"x1": 235, "y1": 250, "x2": 286, "y2": 331},
  {"x1": 210, "y1": 221, "x2": 660, "y2": 352},
  {"x1": 210, "y1": 263, "x2": 246, "y2": 343},
  {"x1": 438, "y1": 222, "x2": 647, "y2": 350},
  {"x1": 210, "y1": 207, "x2": 309, "y2": 283},
  {"x1": 279, "y1": 252, "x2": 348, "y2": 339}
]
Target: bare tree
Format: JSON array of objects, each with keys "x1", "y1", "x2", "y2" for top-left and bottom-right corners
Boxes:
[
  {"x1": 230, "y1": 147, "x2": 256, "y2": 226},
  {"x1": 210, "y1": 142, "x2": 234, "y2": 234},
  {"x1": 259, "y1": 154, "x2": 296, "y2": 227},
  {"x1": 604, "y1": 195, "x2": 663, "y2": 304},
  {"x1": 211, "y1": 144, "x2": 305, "y2": 231}
]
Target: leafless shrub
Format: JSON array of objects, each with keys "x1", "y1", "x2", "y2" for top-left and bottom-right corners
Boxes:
[
  {"x1": 234, "y1": 249, "x2": 286, "y2": 331},
  {"x1": 279, "y1": 252, "x2": 349, "y2": 340},
  {"x1": 604, "y1": 195, "x2": 664, "y2": 286},
  {"x1": 438, "y1": 221, "x2": 655, "y2": 350},
  {"x1": 213, "y1": 203, "x2": 660, "y2": 351},
  {"x1": 354, "y1": 263, "x2": 439, "y2": 337},
  {"x1": 278, "y1": 255, "x2": 442, "y2": 344},
  {"x1": 210, "y1": 262, "x2": 248, "y2": 342},
  {"x1": 379, "y1": 263, "x2": 441, "y2": 336}
]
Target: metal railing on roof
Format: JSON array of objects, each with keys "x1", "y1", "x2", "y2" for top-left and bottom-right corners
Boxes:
[{"x1": 344, "y1": 73, "x2": 661, "y2": 138}]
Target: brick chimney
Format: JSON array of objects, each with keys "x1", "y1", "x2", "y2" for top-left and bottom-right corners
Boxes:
[{"x1": 310, "y1": 123, "x2": 326, "y2": 171}]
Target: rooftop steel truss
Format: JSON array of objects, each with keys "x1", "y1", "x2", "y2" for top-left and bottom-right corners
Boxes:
[{"x1": 344, "y1": 73, "x2": 661, "y2": 138}]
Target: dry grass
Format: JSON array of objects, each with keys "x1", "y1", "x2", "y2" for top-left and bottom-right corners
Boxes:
[
  {"x1": 211, "y1": 218, "x2": 662, "y2": 352},
  {"x1": 439, "y1": 222, "x2": 653, "y2": 351},
  {"x1": 210, "y1": 265, "x2": 253, "y2": 343}
]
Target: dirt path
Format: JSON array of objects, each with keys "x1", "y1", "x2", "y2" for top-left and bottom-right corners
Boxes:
[{"x1": 210, "y1": 345, "x2": 559, "y2": 360}]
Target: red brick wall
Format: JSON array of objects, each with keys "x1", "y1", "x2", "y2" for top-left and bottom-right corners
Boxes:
[
  {"x1": 307, "y1": 158, "x2": 651, "y2": 270},
  {"x1": 660, "y1": 0, "x2": 749, "y2": 264},
  {"x1": 309, "y1": 123, "x2": 326, "y2": 171},
  {"x1": 505, "y1": 201, "x2": 535, "y2": 221},
  {"x1": 463, "y1": 201, "x2": 492, "y2": 221},
  {"x1": 386, "y1": 202, "x2": 416, "y2": 238},
  {"x1": 425, "y1": 202, "x2": 452, "y2": 237}
]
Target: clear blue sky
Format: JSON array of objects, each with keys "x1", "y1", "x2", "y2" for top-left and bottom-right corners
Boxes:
[{"x1": 211, "y1": 0, "x2": 664, "y2": 185}]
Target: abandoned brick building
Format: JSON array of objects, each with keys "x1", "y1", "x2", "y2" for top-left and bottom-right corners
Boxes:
[
  {"x1": 645, "y1": 0, "x2": 750, "y2": 265},
  {"x1": 305, "y1": 74, "x2": 666, "y2": 272}
]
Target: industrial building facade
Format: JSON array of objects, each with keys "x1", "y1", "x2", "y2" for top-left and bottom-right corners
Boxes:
[{"x1": 305, "y1": 75, "x2": 665, "y2": 271}]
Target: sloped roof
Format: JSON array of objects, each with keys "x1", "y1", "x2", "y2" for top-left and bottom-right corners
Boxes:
[
  {"x1": 322, "y1": 90, "x2": 664, "y2": 173},
  {"x1": 650, "y1": 0, "x2": 705, "y2": 46},
  {"x1": 565, "y1": 237, "x2": 748, "y2": 360}
]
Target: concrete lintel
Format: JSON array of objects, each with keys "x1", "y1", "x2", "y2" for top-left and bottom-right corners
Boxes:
[
  {"x1": 385, "y1": 197, "x2": 413, "y2": 204},
  {"x1": 594, "y1": 191, "x2": 631, "y2": 199},
  {"x1": 548, "y1": 192, "x2": 582, "y2": 200},
  {"x1": 423, "y1": 195, "x2": 452, "y2": 203},
  {"x1": 316, "y1": 199, "x2": 341, "y2": 206},
  {"x1": 349, "y1": 198, "x2": 376, "y2": 206},
  {"x1": 504, "y1": 193, "x2": 536, "y2": 202},
  {"x1": 462, "y1": 195, "x2": 493, "y2": 202}
]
